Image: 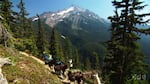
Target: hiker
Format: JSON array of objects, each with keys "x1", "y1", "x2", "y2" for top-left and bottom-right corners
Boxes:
[{"x1": 42, "y1": 52, "x2": 53, "y2": 64}]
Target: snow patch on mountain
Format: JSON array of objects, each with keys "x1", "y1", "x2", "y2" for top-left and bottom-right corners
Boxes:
[
  {"x1": 32, "y1": 17, "x2": 39, "y2": 21},
  {"x1": 59, "y1": 19, "x2": 63, "y2": 22},
  {"x1": 45, "y1": 6, "x2": 81, "y2": 27},
  {"x1": 61, "y1": 35, "x2": 66, "y2": 39},
  {"x1": 51, "y1": 14, "x2": 55, "y2": 17},
  {"x1": 57, "y1": 6, "x2": 74, "y2": 16}
]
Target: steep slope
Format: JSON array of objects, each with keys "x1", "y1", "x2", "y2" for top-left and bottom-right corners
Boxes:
[{"x1": 0, "y1": 45, "x2": 62, "y2": 84}]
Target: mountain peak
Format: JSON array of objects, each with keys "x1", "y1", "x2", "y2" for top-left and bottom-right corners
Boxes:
[{"x1": 34, "y1": 6, "x2": 108, "y2": 27}]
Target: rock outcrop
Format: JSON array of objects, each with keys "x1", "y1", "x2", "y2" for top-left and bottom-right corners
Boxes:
[{"x1": 0, "y1": 58, "x2": 12, "y2": 84}]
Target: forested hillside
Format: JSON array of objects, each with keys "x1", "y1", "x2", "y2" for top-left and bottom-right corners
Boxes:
[{"x1": 0, "y1": 0, "x2": 150, "y2": 84}]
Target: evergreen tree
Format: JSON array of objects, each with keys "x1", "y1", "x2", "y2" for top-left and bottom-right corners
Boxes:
[
  {"x1": 26, "y1": 19, "x2": 35, "y2": 39},
  {"x1": 36, "y1": 15, "x2": 45, "y2": 56},
  {"x1": 12, "y1": 0, "x2": 37, "y2": 53},
  {"x1": 0, "y1": 0, "x2": 16, "y2": 31},
  {"x1": 103, "y1": 0, "x2": 150, "y2": 84},
  {"x1": 24, "y1": 19, "x2": 37, "y2": 54},
  {"x1": 58, "y1": 45, "x2": 65, "y2": 62},
  {"x1": 64, "y1": 37, "x2": 73, "y2": 62},
  {"x1": 74, "y1": 49, "x2": 80, "y2": 69},
  {"x1": 49, "y1": 28, "x2": 60, "y2": 61},
  {"x1": 0, "y1": 0, "x2": 15, "y2": 47},
  {"x1": 92, "y1": 52, "x2": 99, "y2": 70},
  {"x1": 16, "y1": 0, "x2": 29, "y2": 37},
  {"x1": 84, "y1": 57, "x2": 91, "y2": 70}
]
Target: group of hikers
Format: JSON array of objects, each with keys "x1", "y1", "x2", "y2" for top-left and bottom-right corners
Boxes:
[
  {"x1": 41, "y1": 52, "x2": 101, "y2": 84},
  {"x1": 42, "y1": 52, "x2": 70, "y2": 75}
]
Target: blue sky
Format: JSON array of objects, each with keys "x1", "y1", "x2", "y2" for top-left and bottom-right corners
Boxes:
[{"x1": 11, "y1": 0, "x2": 150, "y2": 19}]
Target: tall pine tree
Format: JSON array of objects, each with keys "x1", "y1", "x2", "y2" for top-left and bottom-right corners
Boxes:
[
  {"x1": 49, "y1": 28, "x2": 60, "y2": 61},
  {"x1": 103, "y1": 0, "x2": 150, "y2": 84},
  {"x1": 74, "y1": 49, "x2": 80, "y2": 69},
  {"x1": 0, "y1": 0, "x2": 15, "y2": 47},
  {"x1": 58, "y1": 45, "x2": 65, "y2": 62},
  {"x1": 36, "y1": 15, "x2": 45, "y2": 56},
  {"x1": 92, "y1": 52, "x2": 100, "y2": 70},
  {"x1": 0, "y1": 0, "x2": 16, "y2": 31},
  {"x1": 16, "y1": 0, "x2": 29, "y2": 37},
  {"x1": 64, "y1": 37, "x2": 73, "y2": 62},
  {"x1": 84, "y1": 57, "x2": 91, "y2": 70}
]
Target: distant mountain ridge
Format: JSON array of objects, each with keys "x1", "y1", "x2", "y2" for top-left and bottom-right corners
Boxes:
[{"x1": 32, "y1": 6, "x2": 109, "y2": 28}]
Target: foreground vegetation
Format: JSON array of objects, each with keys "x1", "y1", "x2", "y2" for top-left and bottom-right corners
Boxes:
[{"x1": 0, "y1": 45, "x2": 62, "y2": 84}]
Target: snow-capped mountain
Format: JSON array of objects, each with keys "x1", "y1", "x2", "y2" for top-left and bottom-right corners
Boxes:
[
  {"x1": 33, "y1": 6, "x2": 108, "y2": 28},
  {"x1": 32, "y1": 6, "x2": 111, "y2": 47}
]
